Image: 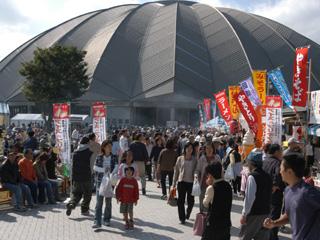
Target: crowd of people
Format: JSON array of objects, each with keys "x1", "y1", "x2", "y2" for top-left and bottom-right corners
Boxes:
[{"x1": 1, "y1": 123, "x2": 320, "y2": 240}]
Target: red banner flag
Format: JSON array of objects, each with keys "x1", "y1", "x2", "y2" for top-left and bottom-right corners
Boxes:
[
  {"x1": 203, "y1": 98, "x2": 211, "y2": 121},
  {"x1": 292, "y1": 47, "x2": 309, "y2": 107},
  {"x1": 213, "y1": 90, "x2": 232, "y2": 125},
  {"x1": 93, "y1": 102, "x2": 106, "y2": 118},
  {"x1": 235, "y1": 90, "x2": 259, "y2": 135},
  {"x1": 53, "y1": 103, "x2": 70, "y2": 119}
]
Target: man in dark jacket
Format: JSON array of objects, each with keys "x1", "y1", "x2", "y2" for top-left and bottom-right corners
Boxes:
[
  {"x1": 23, "y1": 131, "x2": 39, "y2": 151},
  {"x1": 0, "y1": 153, "x2": 35, "y2": 211},
  {"x1": 66, "y1": 136, "x2": 93, "y2": 216},
  {"x1": 240, "y1": 150, "x2": 272, "y2": 240},
  {"x1": 263, "y1": 144, "x2": 286, "y2": 240},
  {"x1": 129, "y1": 133, "x2": 149, "y2": 195}
]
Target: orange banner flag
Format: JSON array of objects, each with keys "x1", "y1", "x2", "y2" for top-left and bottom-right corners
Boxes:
[
  {"x1": 228, "y1": 86, "x2": 240, "y2": 120},
  {"x1": 252, "y1": 70, "x2": 267, "y2": 105}
]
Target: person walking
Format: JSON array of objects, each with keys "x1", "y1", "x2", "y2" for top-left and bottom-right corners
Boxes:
[
  {"x1": 264, "y1": 154, "x2": 320, "y2": 240},
  {"x1": 239, "y1": 151, "x2": 272, "y2": 240},
  {"x1": 262, "y1": 144, "x2": 286, "y2": 240},
  {"x1": 158, "y1": 138, "x2": 178, "y2": 200},
  {"x1": 194, "y1": 142, "x2": 221, "y2": 212},
  {"x1": 129, "y1": 133, "x2": 149, "y2": 195},
  {"x1": 173, "y1": 142, "x2": 197, "y2": 224},
  {"x1": 150, "y1": 137, "x2": 164, "y2": 188},
  {"x1": 115, "y1": 167, "x2": 139, "y2": 230},
  {"x1": 66, "y1": 136, "x2": 93, "y2": 216},
  {"x1": 92, "y1": 140, "x2": 118, "y2": 228},
  {"x1": 230, "y1": 144, "x2": 242, "y2": 196},
  {"x1": 202, "y1": 162, "x2": 232, "y2": 240}
]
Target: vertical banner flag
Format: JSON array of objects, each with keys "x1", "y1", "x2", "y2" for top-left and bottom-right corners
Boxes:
[
  {"x1": 198, "y1": 103, "x2": 206, "y2": 129},
  {"x1": 92, "y1": 102, "x2": 106, "y2": 144},
  {"x1": 228, "y1": 86, "x2": 240, "y2": 120},
  {"x1": 310, "y1": 90, "x2": 320, "y2": 124},
  {"x1": 252, "y1": 70, "x2": 267, "y2": 105},
  {"x1": 235, "y1": 90, "x2": 259, "y2": 135},
  {"x1": 211, "y1": 99, "x2": 217, "y2": 119},
  {"x1": 214, "y1": 90, "x2": 233, "y2": 125},
  {"x1": 53, "y1": 103, "x2": 71, "y2": 164},
  {"x1": 292, "y1": 47, "x2": 309, "y2": 107},
  {"x1": 264, "y1": 96, "x2": 282, "y2": 144},
  {"x1": 203, "y1": 98, "x2": 212, "y2": 121},
  {"x1": 267, "y1": 68, "x2": 293, "y2": 108},
  {"x1": 240, "y1": 78, "x2": 262, "y2": 106}
]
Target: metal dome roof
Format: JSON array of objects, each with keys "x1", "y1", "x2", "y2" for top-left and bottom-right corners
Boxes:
[{"x1": 1, "y1": 0, "x2": 320, "y2": 106}]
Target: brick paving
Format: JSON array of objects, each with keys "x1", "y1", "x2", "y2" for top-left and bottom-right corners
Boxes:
[{"x1": 0, "y1": 181, "x2": 291, "y2": 240}]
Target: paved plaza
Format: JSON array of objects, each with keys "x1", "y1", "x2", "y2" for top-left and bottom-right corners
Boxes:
[{"x1": 0, "y1": 182, "x2": 291, "y2": 240}]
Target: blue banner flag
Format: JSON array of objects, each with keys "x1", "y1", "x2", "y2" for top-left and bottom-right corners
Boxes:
[{"x1": 267, "y1": 68, "x2": 293, "y2": 109}]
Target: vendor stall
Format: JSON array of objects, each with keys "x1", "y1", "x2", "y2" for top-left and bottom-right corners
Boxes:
[{"x1": 11, "y1": 113, "x2": 44, "y2": 127}]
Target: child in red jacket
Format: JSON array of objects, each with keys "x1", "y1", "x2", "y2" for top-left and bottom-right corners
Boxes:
[{"x1": 116, "y1": 167, "x2": 139, "y2": 229}]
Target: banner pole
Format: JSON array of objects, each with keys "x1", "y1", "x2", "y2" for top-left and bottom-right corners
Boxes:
[{"x1": 305, "y1": 57, "x2": 312, "y2": 146}]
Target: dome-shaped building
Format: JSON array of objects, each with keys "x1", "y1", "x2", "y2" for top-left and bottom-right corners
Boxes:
[{"x1": 1, "y1": 0, "x2": 320, "y2": 126}]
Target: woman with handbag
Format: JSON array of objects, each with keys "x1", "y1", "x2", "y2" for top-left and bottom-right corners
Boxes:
[
  {"x1": 92, "y1": 140, "x2": 118, "y2": 228},
  {"x1": 194, "y1": 142, "x2": 221, "y2": 213},
  {"x1": 173, "y1": 142, "x2": 197, "y2": 224},
  {"x1": 202, "y1": 162, "x2": 232, "y2": 240}
]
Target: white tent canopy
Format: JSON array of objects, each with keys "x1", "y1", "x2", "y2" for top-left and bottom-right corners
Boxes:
[{"x1": 11, "y1": 113, "x2": 45, "y2": 126}]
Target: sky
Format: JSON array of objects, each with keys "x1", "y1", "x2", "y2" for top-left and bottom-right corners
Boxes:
[{"x1": 0, "y1": 0, "x2": 320, "y2": 61}]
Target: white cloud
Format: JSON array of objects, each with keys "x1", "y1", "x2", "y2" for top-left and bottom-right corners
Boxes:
[
  {"x1": 0, "y1": 0, "x2": 139, "y2": 61},
  {"x1": 198, "y1": 0, "x2": 320, "y2": 45},
  {"x1": 250, "y1": 0, "x2": 320, "y2": 44},
  {"x1": 0, "y1": 0, "x2": 319, "y2": 61}
]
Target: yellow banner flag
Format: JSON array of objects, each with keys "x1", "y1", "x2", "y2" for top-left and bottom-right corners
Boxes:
[
  {"x1": 252, "y1": 70, "x2": 267, "y2": 105},
  {"x1": 228, "y1": 86, "x2": 240, "y2": 120}
]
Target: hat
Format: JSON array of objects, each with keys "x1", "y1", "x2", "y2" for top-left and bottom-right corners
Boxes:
[
  {"x1": 288, "y1": 137, "x2": 299, "y2": 144},
  {"x1": 246, "y1": 151, "x2": 263, "y2": 167},
  {"x1": 200, "y1": 136, "x2": 206, "y2": 143}
]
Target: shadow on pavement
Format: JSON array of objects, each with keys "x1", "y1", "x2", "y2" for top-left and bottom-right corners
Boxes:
[
  {"x1": 0, "y1": 212, "x2": 17, "y2": 222},
  {"x1": 231, "y1": 203, "x2": 243, "y2": 214},
  {"x1": 134, "y1": 218, "x2": 184, "y2": 233}
]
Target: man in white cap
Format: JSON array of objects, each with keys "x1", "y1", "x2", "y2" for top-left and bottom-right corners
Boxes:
[{"x1": 283, "y1": 137, "x2": 303, "y2": 157}]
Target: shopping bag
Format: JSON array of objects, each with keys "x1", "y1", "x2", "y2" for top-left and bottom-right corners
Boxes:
[
  {"x1": 99, "y1": 175, "x2": 113, "y2": 198},
  {"x1": 191, "y1": 180, "x2": 201, "y2": 196},
  {"x1": 193, "y1": 213, "x2": 207, "y2": 236},
  {"x1": 110, "y1": 165, "x2": 119, "y2": 186},
  {"x1": 167, "y1": 188, "x2": 177, "y2": 206},
  {"x1": 224, "y1": 164, "x2": 235, "y2": 180}
]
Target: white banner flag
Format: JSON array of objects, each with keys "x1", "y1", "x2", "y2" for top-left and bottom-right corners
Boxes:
[
  {"x1": 92, "y1": 102, "x2": 106, "y2": 144},
  {"x1": 310, "y1": 90, "x2": 320, "y2": 124},
  {"x1": 264, "y1": 97, "x2": 282, "y2": 145},
  {"x1": 53, "y1": 103, "x2": 71, "y2": 164},
  {"x1": 54, "y1": 119, "x2": 71, "y2": 164}
]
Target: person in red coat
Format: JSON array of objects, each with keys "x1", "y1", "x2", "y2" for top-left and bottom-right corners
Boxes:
[{"x1": 116, "y1": 167, "x2": 139, "y2": 229}]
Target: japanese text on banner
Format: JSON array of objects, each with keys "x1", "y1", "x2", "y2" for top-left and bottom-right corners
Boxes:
[
  {"x1": 92, "y1": 102, "x2": 106, "y2": 144},
  {"x1": 235, "y1": 90, "x2": 259, "y2": 135},
  {"x1": 228, "y1": 86, "x2": 240, "y2": 120},
  {"x1": 267, "y1": 68, "x2": 292, "y2": 109},
  {"x1": 252, "y1": 70, "x2": 267, "y2": 105},
  {"x1": 240, "y1": 78, "x2": 262, "y2": 107},
  {"x1": 264, "y1": 96, "x2": 282, "y2": 144},
  {"x1": 214, "y1": 90, "x2": 233, "y2": 125},
  {"x1": 310, "y1": 90, "x2": 320, "y2": 124},
  {"x1": 53, "y1": 103, "x2": 71, "y2": 164},
  {"x1": 203, "y1": 98, "x2": 212, "y2": 121},
  {"x1": 292, "y1": 47, "x2": 309, "y2": 107}
]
